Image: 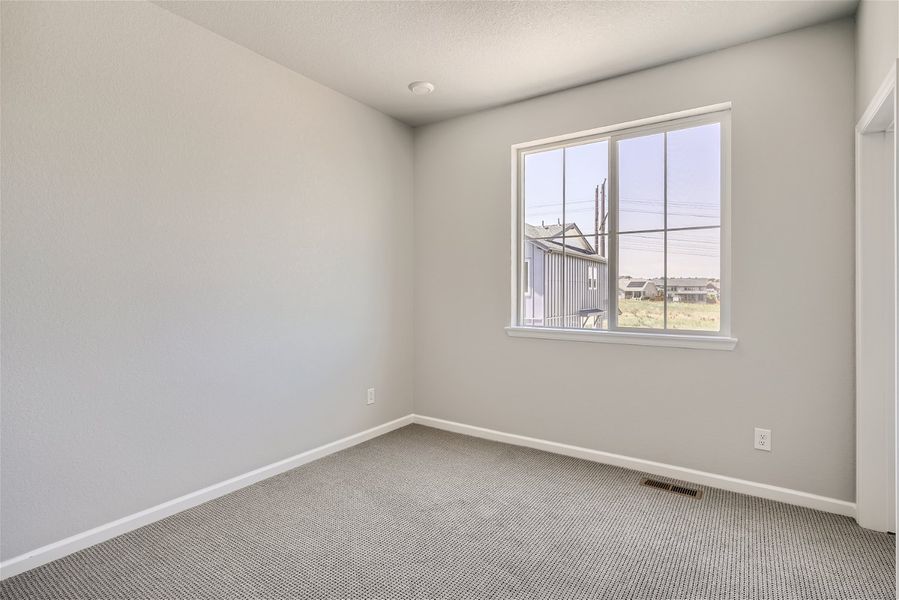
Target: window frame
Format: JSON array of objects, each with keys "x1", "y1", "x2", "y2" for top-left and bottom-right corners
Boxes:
[{"x1": 508, "y1": 103, "x2": 736, "y2": 350}]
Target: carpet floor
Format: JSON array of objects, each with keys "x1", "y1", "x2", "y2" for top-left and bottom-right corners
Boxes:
[{"x1": 0, "y1": 424, "x2": 895, "y2": 599}]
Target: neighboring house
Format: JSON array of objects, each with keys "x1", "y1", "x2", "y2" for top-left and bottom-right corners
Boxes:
[
  {"x1": 619, "y1": 279, "x2": 658, "y2": 300},
  {"x1": 522, "y1": 223, "x2": 608, "y2": 329},
  {"x1": 652, "y1": 278, "x2": 719, "y2": 303}
]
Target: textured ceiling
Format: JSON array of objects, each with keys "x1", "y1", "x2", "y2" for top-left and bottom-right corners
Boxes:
[{"x1": 155, "y1": 1, "x2": 858, "y2": 126}]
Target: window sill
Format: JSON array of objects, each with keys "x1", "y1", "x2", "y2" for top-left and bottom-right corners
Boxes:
[{"x1": 504, "y1": 326, "x2": 737, "y2": 350}]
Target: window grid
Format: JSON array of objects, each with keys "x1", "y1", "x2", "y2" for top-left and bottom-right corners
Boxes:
[{"x1": 514, "y1": 106, "x2": 730, "y2": 337}]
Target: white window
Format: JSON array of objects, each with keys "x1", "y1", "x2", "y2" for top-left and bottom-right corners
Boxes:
[
  {"x1": 524, "y1": 259, "x2": 532, "y2": 296},
  {"x1": 509, "y1": 105, "x2": 734, "y2": 349}
]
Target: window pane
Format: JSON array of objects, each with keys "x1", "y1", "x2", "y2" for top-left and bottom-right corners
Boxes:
[
  {"x1": 618, "y1": 133, "x2": 664, "y2": 233},
  {"x1": 522, "y1": 237, "x2": 610, "y2": 329},
  {"x1": 666, "y1": 228, "x2": 720, "y2": 332},
  {"x1": 667, "y1": 123, "x2": 721, "y2": 229},
  {"x1": 524, "y1": 149, "x2": 563, "y2": 237},
  {"x1": 521, "y1": 240, "x2": 545, "y2": 327},
  {"x1": 564, "y1": 141, "x2": 609, "y2": 245},
  {"x1": 561, "y1": 246, "x2": 609, "y2": 330},
  {"x1": 617, "y1": 231, "x2": 664, "y2": 329},
  {"x1": 521, "y1": 238, "x2": 565, "y2": 328},
  {"x1": 518, "y1": 112, "x2": 727, "y2": 335}
]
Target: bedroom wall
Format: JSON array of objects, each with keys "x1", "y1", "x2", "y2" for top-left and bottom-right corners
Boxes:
[
  {"x1": 1, "y1": 1, "x2": 414, "y2": 560},
  {"x1": 413, "y1": 20, "x2": 857, "y2": 501}
]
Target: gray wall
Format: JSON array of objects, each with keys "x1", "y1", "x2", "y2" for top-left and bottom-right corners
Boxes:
[
  {"x1": 855, "y1": 0, "x2": 898, "y2": 119},
  {"x1": 1, "y1": 1, "x2": 413, "y2": 560},
  {"x1": 414, "y1": 20, "x2": 857, "y2": 501},
  {"x1": 0, "y1": 3, "x2": 866, "y2": 564}
]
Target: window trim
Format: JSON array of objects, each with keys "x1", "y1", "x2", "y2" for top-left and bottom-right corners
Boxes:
[
  {"x1": 509, "y1": 103, "x2": 735, "y2": 349},
  {"x1": 504, "y1": 326, "x2": 737, "y2": 350}
]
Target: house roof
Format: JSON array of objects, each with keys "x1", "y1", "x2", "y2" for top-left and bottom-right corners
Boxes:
[
  {"x1": 668, "y1": 278, "x2": 710, "y2": 288},
  {"x1": 619, "y1": 278, "x2": 655, "y2": 292},
  {"x1": 525, "y1": 223, "x2": 566, "y2": 239},
  {"x1": 617, "y1": 277, "x2": 721, "y2": 292},
  {"x1": 525, "y1": 222, "x2": 601, "y2": 257},
  {"x1": 651, "y1": 277, "x2": 718, "y2": 289}
]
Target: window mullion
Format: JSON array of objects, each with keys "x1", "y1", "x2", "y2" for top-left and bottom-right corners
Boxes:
[
  {"x1": 663, "y1": 132, "x2": 668, "y2": 330},
  {"x1": 561, "y1": 147, "x2": 567, "y2": 329},
  {"x1": 609, "y1": 137, "x2": 619, "y2": 331},
  {"x1": 518, "y1": 153, "x2": 525, "y2": 326}
]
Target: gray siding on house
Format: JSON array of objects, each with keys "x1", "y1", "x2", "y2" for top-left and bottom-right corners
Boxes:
[
  {"x1": 522, "y1": 240, "x2": 544, "y2": 325},
  {"x1": 523, "y1": 241, "x2": 608, "y2": 328}
]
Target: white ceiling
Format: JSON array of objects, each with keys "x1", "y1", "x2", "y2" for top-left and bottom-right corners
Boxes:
[{"x1": 155, "y1": 1, "x2": 858, "y2": 127}]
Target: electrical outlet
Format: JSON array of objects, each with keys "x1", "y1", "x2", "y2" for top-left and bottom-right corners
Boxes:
[
  {"x1": 367, "y1": 388, "x2": 375, "y2": 405},
  {"x1": 754, "y1": 427, "x2": 772, "y2": 451}
]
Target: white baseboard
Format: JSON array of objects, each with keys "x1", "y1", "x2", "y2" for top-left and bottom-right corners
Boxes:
[
  {"x1": 412, "y1": 414, "x2": 857, "y2": 519},
  {"x1": 0, "y1": 414, "x2": 415, "y2": 580},
  {"x1": 2, "y1": 412, "x2": 857, "y2": 580}
]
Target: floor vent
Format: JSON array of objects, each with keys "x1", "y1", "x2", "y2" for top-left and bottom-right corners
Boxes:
[{"x1": 640, "y1": 477, "x2": 703, "y2": 499}]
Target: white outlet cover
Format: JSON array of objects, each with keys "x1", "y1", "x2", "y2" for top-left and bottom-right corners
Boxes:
[
  {"x1": 754, "y1": 427, "x2": 772, "y2": 451},
  {"x1": 367, "y1": 388, "x2": 375, "y2": 405}
]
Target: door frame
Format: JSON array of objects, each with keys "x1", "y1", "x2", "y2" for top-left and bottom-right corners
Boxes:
[{"x1": 855, "y1": 62, "x2": 897, "y2": 533}]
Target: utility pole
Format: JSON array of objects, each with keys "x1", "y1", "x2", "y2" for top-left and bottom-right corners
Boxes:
[
  {"x1": 593, "y1": 180, "x2": 609, "y2": 257},
  {"x1": 594, "y1": 184, "x2": 600, "y2": 255},
  {"x1": 600, "y1": 179, "x2": 607, "y2": 257}
]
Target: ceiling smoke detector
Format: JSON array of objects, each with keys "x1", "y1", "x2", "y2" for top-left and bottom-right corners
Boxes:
[{"x1": 408, "y1": 81, "x2": 435, "y2": 96}]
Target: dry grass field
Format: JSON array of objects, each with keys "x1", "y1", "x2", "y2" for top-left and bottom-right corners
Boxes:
[{"x1": 617, "y1": 298, "x2": 720, "y2": 331}]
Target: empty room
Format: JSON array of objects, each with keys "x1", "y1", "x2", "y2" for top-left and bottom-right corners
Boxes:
[{"x1": 1, "y1": 0, "x2": 898, "y2": 598}]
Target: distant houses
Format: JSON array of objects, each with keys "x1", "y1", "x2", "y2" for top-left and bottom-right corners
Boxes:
[
  {"x1": 620, "y1": 279, "x2": 658, "y2": 300},
  {"x1": 618, "y1": 277, "x2": 719, "y2": 303},
  {"x1": 522, "y1": 223, "x2": 608, "y2": 329},
  {"x1": 664, "y1": 278, "x2": 719, "y2": 303}
]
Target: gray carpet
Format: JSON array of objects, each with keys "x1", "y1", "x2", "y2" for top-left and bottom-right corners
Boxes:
[{"x1": 1, "y1": 424, "x2": 895, "y2": 599}]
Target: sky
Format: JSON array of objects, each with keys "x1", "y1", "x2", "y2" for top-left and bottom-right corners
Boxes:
[{"x1": 524, "y1": 122, "x2": 720, "y2": 279}]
